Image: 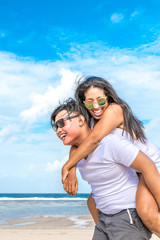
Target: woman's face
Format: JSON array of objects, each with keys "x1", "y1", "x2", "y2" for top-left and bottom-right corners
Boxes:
[{"x1": 84, "y1": 86, "x2": 108, "y2": 120}]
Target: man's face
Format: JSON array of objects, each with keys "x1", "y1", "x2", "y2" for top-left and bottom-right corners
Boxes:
[{"x1": 55, "y1": 110, "x2": 81, "y2": 146}]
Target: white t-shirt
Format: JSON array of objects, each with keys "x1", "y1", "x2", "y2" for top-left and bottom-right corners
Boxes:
[
  {"x1": 90, "y1": 118, "x2": 160, "y2": 170},
  {"x1": 78, "y1": 133, "x2": 139, "y2": 214},
  {"x1": 111, "y1": 128, "x2": 160, "y2": 171}
]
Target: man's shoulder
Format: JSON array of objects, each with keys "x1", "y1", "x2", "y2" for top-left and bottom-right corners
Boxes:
[
  {"x1": 101, "y1": 133, "x2": 122, "y2": 145},
  {"x1": 100, "y1": 132, "x2": 133, "y2": 152}
]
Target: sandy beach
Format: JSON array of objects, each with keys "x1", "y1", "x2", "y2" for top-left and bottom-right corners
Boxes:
[
  {"x1": 0, "y1": 215, "x2": 159, "y2": 240},
  {"x1": 0, "y1": 229, "x2": 159, "y2": 240}
]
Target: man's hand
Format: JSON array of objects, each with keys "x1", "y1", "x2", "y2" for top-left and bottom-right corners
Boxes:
[{"x1": 63, "y1": 167, "x2": 78, "y2": 196}]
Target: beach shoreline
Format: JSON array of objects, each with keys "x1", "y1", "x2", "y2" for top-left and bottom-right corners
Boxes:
[
  {"x1": 0, "y1": 216, "x2": 159, "y2": 240},
  {"x1": 0, "y1": 215, "x2": 94, "y2": 229},
  {"x1": 0, "y1": 216, "x2": 94, "y2": 240}
]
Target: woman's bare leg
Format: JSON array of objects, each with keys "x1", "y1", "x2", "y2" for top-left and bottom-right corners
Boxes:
[
  {"x1": 136, "y1": 174, "x2": 160, "y2": 237},
  {"x1": 87, "y1": 193, "x2": 99, "y2": 224}
]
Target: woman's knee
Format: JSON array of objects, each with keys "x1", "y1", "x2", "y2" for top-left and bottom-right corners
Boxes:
[
  {"x1": 138, "y1": 204, "x2": 160, "y2": 231},
  {"x1": 137, "y1": 203, "x2": 152, "y2": 220}
]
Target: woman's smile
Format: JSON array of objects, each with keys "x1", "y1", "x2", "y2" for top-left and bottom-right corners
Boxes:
[{"x1": 84, "y1": 86, "x2": 108, "y2": 119}]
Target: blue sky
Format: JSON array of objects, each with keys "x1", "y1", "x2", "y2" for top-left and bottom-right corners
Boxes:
[{"x1": 0, "y1": 0, "x2": 160, "y2": 193}]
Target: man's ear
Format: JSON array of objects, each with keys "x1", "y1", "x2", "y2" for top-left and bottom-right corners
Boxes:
[{"x1": 78, "y1": 115, "x2": 85, "y2": 127}]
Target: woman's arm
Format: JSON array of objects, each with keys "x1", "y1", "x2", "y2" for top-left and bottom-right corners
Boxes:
[
  {"x1": 63, "y1": 145, "x2": 78, "y2": 195},
  {"x1": 62, "y1": 104, "x2": 124, "y2": 182},
  {"x1": 130, "y1": 151, "x2": 160, "y2": 208}
]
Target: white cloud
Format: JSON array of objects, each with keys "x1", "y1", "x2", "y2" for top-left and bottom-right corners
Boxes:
[
  {"x1": 45, "y1": 160, "x2": 61, "y2": 172},
  {"x1": 0, "y1": 52, "x2": 58, "y2": 110},
  {"x1": 27, "y1": 164, "x2": 34, "y2": 171},
  {"x1": 145, "y1": 118, "x2": 160, "y2": 143},
  {"x1": 110, "y1": 13, "x2": 124, "y2": 23},
  {"x1": 20, "y1": 68, "x2": 79, "y2": 124},
  {"x1": 0, "y1": 174, "x2": 8, "y2": 179},
  {"x1": 1, "y1": 38, "x2": 160, "y2": 146},
  {"x1": 45, "y1": 155, "x2": 68, "y2": 172},
  {"x1": 130, "y1": 11, "x2": 138, "y2": 19},
  {"x1": 145, "y1": 118, "x2": 159, "y2": 131},
  {"x1": 0, "y1": 52, "x2": 80, "y2": 142},
  {"x1": 0, "y1": 124, "x2": 19, "y2": 143}
]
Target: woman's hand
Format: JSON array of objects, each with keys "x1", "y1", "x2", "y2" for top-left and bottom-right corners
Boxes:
[{"x1": 63, "y1": 166, "x2": 78, "y2": 196}]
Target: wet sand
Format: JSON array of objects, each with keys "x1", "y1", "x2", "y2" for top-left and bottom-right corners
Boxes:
[{"x1": 0, "y1": 215, "x2": 159, "y2": 240}]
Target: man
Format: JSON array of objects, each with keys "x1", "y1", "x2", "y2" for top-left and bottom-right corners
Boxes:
[{"x1": 51, "y1": 99, "x2": 160, "y2": 240}]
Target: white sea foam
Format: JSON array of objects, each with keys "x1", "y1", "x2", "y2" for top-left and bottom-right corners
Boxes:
[
  {"x1": 67, "y1": 216, "x2": 91, "y2": 228},
  {"x1": 0, "y1": 197, "x2": 87, "y2": 201},
  {"x1": 12, "y1": 222, "x2": 36, "y2": 227}
]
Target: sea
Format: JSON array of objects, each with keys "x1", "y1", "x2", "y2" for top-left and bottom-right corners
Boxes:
[{"x1": 0, "y1": 193, "x2": 90, "y2": 225}]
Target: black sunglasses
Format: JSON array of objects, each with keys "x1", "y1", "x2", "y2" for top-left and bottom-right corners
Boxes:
[{"x1": 51, "y1": 114, "x2": 79, "y2": 132}]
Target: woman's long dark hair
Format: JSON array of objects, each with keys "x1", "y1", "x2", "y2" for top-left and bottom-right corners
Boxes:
[{"x1": 75, "y1": 76, "x2": 146, "y2": 142}]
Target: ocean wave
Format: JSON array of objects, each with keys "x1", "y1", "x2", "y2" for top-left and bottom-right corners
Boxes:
[{"x1": 0, "y1": 197, "x2": 88, "y2": 201}]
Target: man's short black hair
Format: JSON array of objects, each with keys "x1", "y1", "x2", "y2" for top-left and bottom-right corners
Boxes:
[{"x1": 50, "y1": 98, "x2": 90, "y2": 126}]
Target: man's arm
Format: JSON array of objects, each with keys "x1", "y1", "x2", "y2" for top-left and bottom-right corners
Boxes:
[{"x1": 63, "y1": 166, "x2": 78, "y2": 196}]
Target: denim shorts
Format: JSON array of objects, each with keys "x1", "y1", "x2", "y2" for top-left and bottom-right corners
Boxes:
[{"x1": 92, "y1": 209, "x2": 152, "y2": 240}]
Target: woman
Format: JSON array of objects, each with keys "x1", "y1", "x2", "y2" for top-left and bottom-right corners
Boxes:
[{"x1": 62, "y1": 76, "x2": 160, "y2": 236}]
